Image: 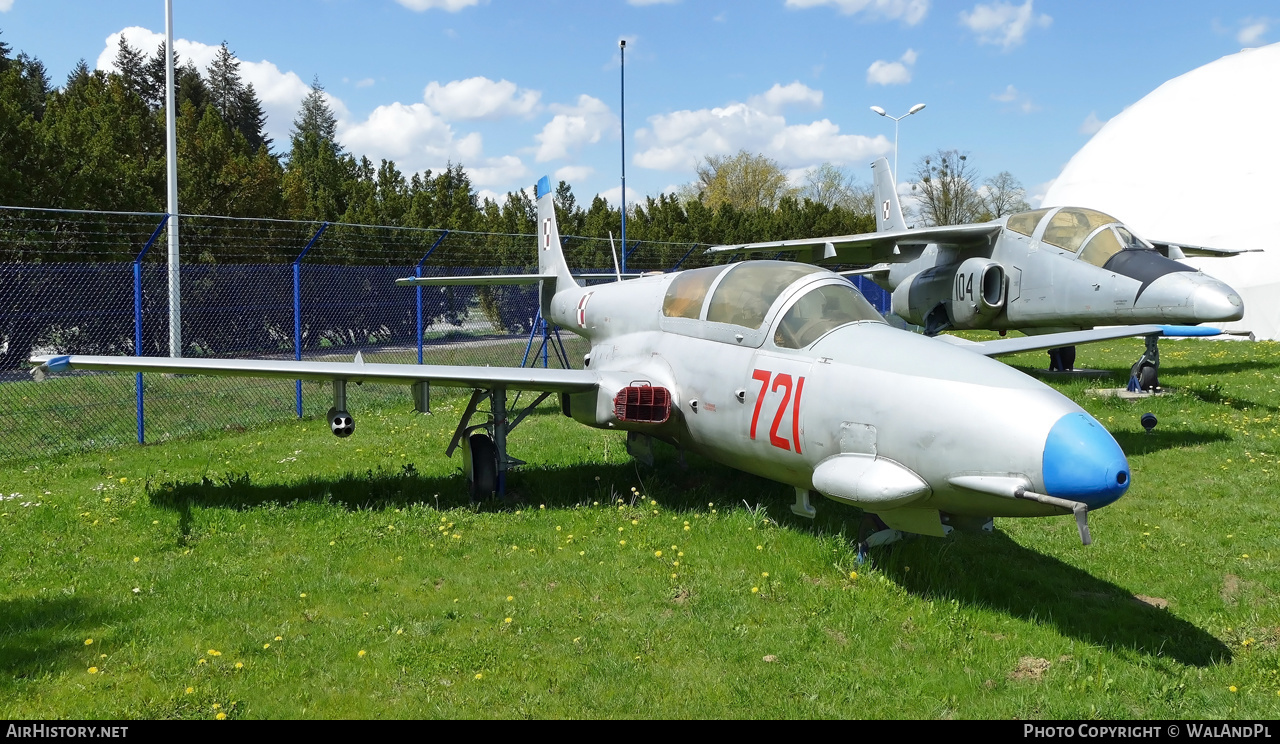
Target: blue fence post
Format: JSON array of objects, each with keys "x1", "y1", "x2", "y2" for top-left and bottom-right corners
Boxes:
[
  {"x1": 134, "y1": 215, "x2": 169, "y2": 444},
  {"x1": 415, "y1": 230, "x2": 450, "y2": 365},
  {"x1": 669, "y1": 243, "x2": 699, "y2": 272},
  {"x1": 294, "y1": 223, "x2": 328, "y2": 418}
]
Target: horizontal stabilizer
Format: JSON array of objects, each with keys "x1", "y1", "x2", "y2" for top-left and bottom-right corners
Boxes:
[{"x1": 396, "y1": 274, "x2": 556, "y2": 287}]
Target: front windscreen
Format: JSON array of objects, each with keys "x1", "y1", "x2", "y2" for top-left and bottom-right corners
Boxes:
[
  {"x1": 774, "y1": 282, "x2": 885, "y2": 349},
  {"x1": 706, "y1": 262, "x2": 824, "y2": 329}
]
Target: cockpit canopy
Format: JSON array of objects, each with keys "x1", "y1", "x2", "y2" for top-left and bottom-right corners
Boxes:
[
  {"x1": 1005, "y1": 206, "x2": 1156, "y2": 268},
  {"x1": 662, "y1": 260, "x2": 884, "y2": 348}
]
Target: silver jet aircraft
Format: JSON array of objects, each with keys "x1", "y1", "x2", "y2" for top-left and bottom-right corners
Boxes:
[
  {"x1": 711, "y1": 158, "x2": 1251, "y2": 389},
  {"x1": 31, "y1": 176, "x2": 1163, "y2": 552}
]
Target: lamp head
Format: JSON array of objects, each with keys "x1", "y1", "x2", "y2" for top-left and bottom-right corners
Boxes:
[
  {"x1": 908, "y1": 103, "x2": 927, "y2": 115},
  {"x1": 870, "y1": 106, "x2": 886, "y2": 116}
]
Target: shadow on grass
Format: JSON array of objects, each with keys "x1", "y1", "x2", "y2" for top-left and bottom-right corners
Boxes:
[
  {"x1": 0, "y1": 596, "x2": 114, "y2": 685},
  {"x1": 872, "y1": 532, "x2": 1231, "y2": 668},
  {"x1": 1111, "y1": 429, "x2": 1232, "y2": 456},
  {"x1": 1179, "y1": 385, "x2": 1280, "y2": 413},
  {"x1": 146, "y1": 450, "x2": 1229, "y2": 668}
]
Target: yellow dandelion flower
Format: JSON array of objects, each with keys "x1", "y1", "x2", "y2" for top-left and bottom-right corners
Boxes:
[
  {"x1": 185, "y1": 687, "x2": 194, "y2": 694},
  {"x1": 396, "y1": 628, "x2": 403, "y2": 635},
  {"x1": 88, "y1": 667, "x2": 98, "y2": 674},
  {"x1": 299, "y1": 593, "x2": 307, "y2": 598},
  {"x1": 504, "y1": 618, "x2": 512, "y2": 624},
  {"x1": 579, "y1": 551, "x2": 585, "y2": 555},
  {"x1": 84, "y1": 638, "x2": 93, "y2": 645},
  {"x1": 751, "y1": 587, "x2": 759, "y2": 593},
  {"x1": 762, "y1": 572, "x2": 769, "y2": 578},
  {"x1": 475, "y1": 673, "x2": 483, "y2": 680},
  {"x1": 655, "y1": 550, "x2": 663, "y2": 557},
  {"x1": 152, "y1": 520, "x2": 159, "y2": 525},
  {"x1": 1242, "y1": 554, "x2": 1250, "y2": 559},
  {"x1": 235, "y1": 662, "x2": 243, "y2": 669},
  {"x1": 673, "y1": 561, "x2": 679, "y2": 566},
  {"x1": 678, "y1": 551, "x2": 683, "y2": 557},
  {"x1": 556, "y1": 526, "x2": 562, "y2": 531},
  {"x1": 506, "y1": 595, "x2": 514, "y2": 601},
  {"x1": 119, "y1": 478, "x2": 127, "y2": 484},
  {"x1": 850, "y1": 571, "x2": 858, "y2": 580},
  {"x1": 197, "y1": 658, "x2": 207, "y2": 665},
  {"x1": 274, "y1": 636, "x2": 282, "y2": 641},
  {"x1": 263, "y1": 643, "x2": 270, "y2": 649},
  {"x1": 99, "y1": 654, "x2": 106, "y2": 659},
  {"x1": 620, "y1": 540, "x2": 627, "y2": 545},
  {"x1": 671, "y1": 573, "x2": 678, "y2": 579},
  {"x1": 540, "y1": 504, "x2": 545, "y2": 509},
  {"x1": 358, "y1": 650, "x2": 366, "y2": 658},
  {"x1": 216, "y1": 712, "x2": 226, "y2": 720},
  {"x1": 631, "y1": 519, "x2": 638, "y2": 525},
  {"x1": 756, "y1": 545, "x2": 762, "y2": 550},
  {"x1": 133, "y1": 556, "x2": 140, "y2": 563},
  {"x1": 684, "y1": 526, "x2": 690, "y2": 531},
  {"x1": 1230, "y1": 685, "x2": 1238, "y2": 693},
  {"x1": 329, "y1": 541, "x2": 335, "y2": 546}
]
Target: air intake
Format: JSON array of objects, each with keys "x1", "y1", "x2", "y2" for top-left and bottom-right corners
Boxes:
[{"x1": 613, "y1": 386, "x2": 672, "y2": 423}]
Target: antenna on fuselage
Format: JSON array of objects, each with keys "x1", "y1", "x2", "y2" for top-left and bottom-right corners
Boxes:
[{"x1": 608, "y1": 231, "x2": 622, "y2": 282}]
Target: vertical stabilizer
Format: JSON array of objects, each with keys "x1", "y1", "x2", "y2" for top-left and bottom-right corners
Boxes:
[
  {"x1": 536, "y1": 176, "x2": 578, "y2": 289},
  {"x1": 871, "y1": 158, "x2": 907, "y2": 233}
]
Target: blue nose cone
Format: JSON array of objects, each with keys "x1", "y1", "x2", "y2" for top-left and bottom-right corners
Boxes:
[{"x1": 1042, "y1": 412, "x2": 1130, "y2": 508}]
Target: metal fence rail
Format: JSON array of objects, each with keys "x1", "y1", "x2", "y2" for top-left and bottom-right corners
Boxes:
[{"x1": 0, "y1": 206, "x2": 890, "y2": 463}]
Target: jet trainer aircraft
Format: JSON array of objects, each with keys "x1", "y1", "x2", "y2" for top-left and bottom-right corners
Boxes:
[
  {"x1": 32, "y1": 177, "x2": 1168, "y2": 552},
  {"x1": 710, "y1": 158, "x2": 1252, "y2": 389}
]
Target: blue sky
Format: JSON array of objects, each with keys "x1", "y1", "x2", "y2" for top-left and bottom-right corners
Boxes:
[{"x1": 2, "y1": 0, "x2": 1276, "y2": 207}]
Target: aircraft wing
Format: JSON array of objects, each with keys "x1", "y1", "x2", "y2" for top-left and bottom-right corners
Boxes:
[
  {"x1": 395, "y1": 274, "x2": 555, "y2": 287},
  {"x1": 706, "y1": 222, "x2": 1002, "y2": 264},
  {"x1": 1147, "y1": 241, "x2": 1262, "y2": 260},
  {"x1": 28, "y1": 354, "x2": 599, "y2": 393},
  {"x1": 934, "y1": 325, "x2": 1167, "y2": 358}
]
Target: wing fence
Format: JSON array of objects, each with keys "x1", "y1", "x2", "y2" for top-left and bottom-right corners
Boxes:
[{"x1": 0, "y1": 206, "x2": 889, "y2": 463}]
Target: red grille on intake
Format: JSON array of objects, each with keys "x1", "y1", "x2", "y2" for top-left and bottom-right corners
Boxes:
[{"x1": 613, "y1": 386, "x2": 672, "y2": 424}]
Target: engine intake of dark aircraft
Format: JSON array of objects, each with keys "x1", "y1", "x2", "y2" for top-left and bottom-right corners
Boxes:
[{"x1": 613, "y1": 386, "x2": 672, "y2": 424}]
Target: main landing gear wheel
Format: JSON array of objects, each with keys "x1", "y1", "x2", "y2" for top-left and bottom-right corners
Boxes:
[
  {"x1": 1137, "y1": 363, "x2": 1159, "y2": 392},
  {"x1": 462, "y1": 432, "x2": 498, "y2": 502},
  {"x1": 327, "y1": 407, "x2": 355, "y2": 438}
]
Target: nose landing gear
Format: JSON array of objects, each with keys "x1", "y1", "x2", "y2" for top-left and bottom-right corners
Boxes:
[
  {"x1": 1128, "y1": 334, "x2": 1161, "y2": 392},
  {"x1": 446, "y1": 386, "x2": 551, "y2": 501}
]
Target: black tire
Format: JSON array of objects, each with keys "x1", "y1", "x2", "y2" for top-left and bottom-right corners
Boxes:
[
  {"x1": 1138, "y1": 364, "x2": 1159, "y2": 392},
  {"x1": 464, "y1": 433, "x2": 498, "y2": 502}
]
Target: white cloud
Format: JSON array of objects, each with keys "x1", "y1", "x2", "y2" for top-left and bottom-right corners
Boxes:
[
  {"x1": 747, "y1": 82, "x2": 823, "y2": 114},
  {"x1": 395, "y1": 0, "x2": 482, "y2": 11},
  {"x1": 466, "y1": 155, "x2": 529, "y2": 187},
  {"x1": 1238, "y1": 17, "x2": 1271, "y2": 45},
  {"x1": 597, "y1": 185, "x2": 643, "y2": 209},
  {"x1": 355, "y1": 78, "x2": 375, "y2": 89},
  {"x1": 960, "y1": 1, "x2": 1051, "y2": 49},
  {"x1": 990, "y1": 84, "x2": 1037, "y2": 113},
  {"x1": 633, "y1": 87, "x2": 891, "y2": 173},
  {"x1": 555, "y1": 165, "x2": 595, "y2": 183},
  {"x1": 423, "y1": 77, "x2": 541, "y2": 120},
  {"x1": 866, "y1": 48, "x2": 917, "y2": 85},
  {"x1": 786, "y1": 0, "x2": 929, "y2": 25},
  {"x1": 97, "y1": 27, "x2": 334, "y2": 148},
  {"x1": 0, "y1": 0, "x2": 14, "y2": 12},
  {"x1": 1079, "y1": 111, "x2": 1105, "y2": 135},
  {"x1": 534, "y1": 95, "x2": 618, "y2": 162}
]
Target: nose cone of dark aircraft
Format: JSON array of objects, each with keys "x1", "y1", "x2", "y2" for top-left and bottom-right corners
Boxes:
[
  {"x1": 1041, "y1": 412, "x2": 1130, "y2": 509},
  {"x1": 1191, "y1": 280, "x2": 1244, "y2": 322}
]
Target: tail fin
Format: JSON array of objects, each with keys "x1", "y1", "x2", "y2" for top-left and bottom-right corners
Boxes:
[
  {"x1": 870, "y1": 157, "x2": 906, "y2": 233},
  {"x1": 536, "y1": 176, "x2": 578, "y2": 290}
]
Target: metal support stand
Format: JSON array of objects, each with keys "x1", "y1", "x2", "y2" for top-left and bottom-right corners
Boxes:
[{"x1": 520, "y1": 309, "x2": 570, "y2": 369}]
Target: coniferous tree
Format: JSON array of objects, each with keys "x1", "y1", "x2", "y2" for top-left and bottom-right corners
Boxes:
[
  {"x1": 112, "y1": 36, "x2": 146, "y2": 101},
  {"x1": 141, "y1": 42, "x2": 170, "y2": 109},
  {"x1": 237, "y1": 83, "x2": 270, "y2": 152},
  {"x1": 283, "y1": 77, "x2": 354, "y2": 221},
  {"x1": 206, "y1": 43, "x2": 242, "y2": 128}
]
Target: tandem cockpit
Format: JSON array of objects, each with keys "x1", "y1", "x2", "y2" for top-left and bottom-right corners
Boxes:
[
  {"x1": 1005, "y1": 206, "x2": 1162, "y2": 269},
  {"x1": 659, "y1": 260, "x2": 884, "y2": 349}
]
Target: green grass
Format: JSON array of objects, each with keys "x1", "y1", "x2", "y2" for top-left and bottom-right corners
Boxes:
[{"x1": 1, "y1": 335, "x2": 1279, "y2": 719}]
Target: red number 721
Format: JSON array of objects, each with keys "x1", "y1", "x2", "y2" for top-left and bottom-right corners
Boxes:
[{"x1": 749, "y1": 369, "x2": 805, "y2": 454}]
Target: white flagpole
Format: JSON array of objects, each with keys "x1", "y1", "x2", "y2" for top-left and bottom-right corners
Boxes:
[{"x1": 164, "y1": 0, "x2": 182, "y2": 357}]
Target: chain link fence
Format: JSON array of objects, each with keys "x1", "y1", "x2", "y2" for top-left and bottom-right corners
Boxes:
[{"x1": 0, "y1": 206, "x2": 889, "y2": 463}]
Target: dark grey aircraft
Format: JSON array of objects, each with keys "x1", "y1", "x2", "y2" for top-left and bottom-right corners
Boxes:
[{"x1": 710, "y1": 158, "x2": 1253, "y2": 389}]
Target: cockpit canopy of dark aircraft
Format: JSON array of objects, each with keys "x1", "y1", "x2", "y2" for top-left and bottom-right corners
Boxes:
[{"x1": 1006, "y1": 206, "x2": 1157, "y2": 268}]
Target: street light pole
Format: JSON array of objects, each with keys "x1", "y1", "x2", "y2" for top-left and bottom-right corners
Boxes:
[
  {"x1": 870, "y1": 103, "x2": 926, "y2": 184},
  {"x1": 164, "y1": 0, "x2": 182, "y2": 357}
]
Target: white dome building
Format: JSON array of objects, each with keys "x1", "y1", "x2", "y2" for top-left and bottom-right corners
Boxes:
[{"x1": 1042, "y1": 42, "x2": 1280, "y2": 340}]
